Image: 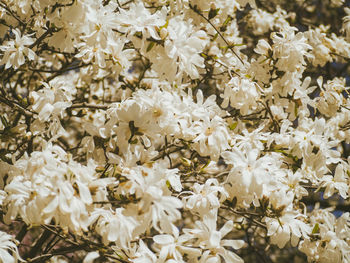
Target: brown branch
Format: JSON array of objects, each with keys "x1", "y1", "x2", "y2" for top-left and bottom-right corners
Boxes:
[
  {"x1": 24, "y1": 228, "x2": 52, "y2": 260},
  {"x1": 0, "y1": 1, "x2": 25, "y2": 26},
  {"x1": 221, "y1": 205, "x2": 267, "y2": 229},
  {"x1": 29, "y1": 28, "x2": 54, "y2": 49},
  {"x1": 15, "y1": 223, "x2": 28, "y2": 243},
  {"x1": 0, "y1": 95, "x2": 34, "y2": 117},
  {"x1": 68, "y1": 102, "x2": 108, "y2": 110}
]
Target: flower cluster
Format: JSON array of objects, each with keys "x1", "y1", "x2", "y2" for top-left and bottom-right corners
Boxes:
[{"x1": 0, "y1": 0, "x2": 350, "y2": 262}]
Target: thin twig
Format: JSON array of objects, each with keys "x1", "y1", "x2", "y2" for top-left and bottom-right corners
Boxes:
[
  {"x1": 0, "y1": 95, "x2": 35, "y2": 117},
  {"x1": 0, "y1": 1, "x2": 25, "y2": 26},
  {"x1": 68, "y1": 102, "x2": 108, "y2": 110},
  {"x1": 222, "y1": 205, "x2": 267, "y2": 229},
  {"x1": 189, "y1": 4, "x2": 245, "y2": 66}
]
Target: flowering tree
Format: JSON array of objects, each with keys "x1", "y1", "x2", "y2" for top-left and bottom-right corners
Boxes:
[{"x1": 0, "y1": 0, "x2": 350, "y2": 262}]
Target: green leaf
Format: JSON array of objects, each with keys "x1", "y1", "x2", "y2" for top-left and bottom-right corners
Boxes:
[
  {"x1": 146, "y1": 42, "x2": 155, "y2": 52},
  {"x1": 208, "y1": 8, "x2": 220, "y2": 20},
  {"x1": 130, "y1": 138, "x2": 138, "y2": 144},
  {"x1": 200, "y1": 160, "x2": 211, "y2": 172},
  {"x1": 220, "y1": 16, "x2": 232, "y2": 31},
  {"x1": 229, "y1": 122, "x2": 238, "y2": 130},
  {"x1": 312, "y1": 223, "x2": 320, "y2": 234},
  {"x1": 294, "y1": 102, "x2": 298, "y2": 117},
  {"x1": 159, "y1": 19, "x2": 169, "y2": 30},
  {"x1": 222, "y1": 16, "x2": 233, "y2": 26},
  {"x1": 212, "y1": 32, "x2": 219, "y2": 41}
]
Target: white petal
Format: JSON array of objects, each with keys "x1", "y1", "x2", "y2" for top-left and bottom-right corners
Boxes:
[
  {"x1": 153, "y1": 234, "x2": 174, "y2": 245},
  {"x1": 43, "y1": 196, "x2": 59, "y2": 214},
  {"x1": 107, "y1": 220, "x2": 119, "y2": 241},
  {"x1": 221, "y1": 239, "x2": 245, "y2": 249},
  {"x1": 77, "y1": 181, "x2": 92, "y2": 205},
  {"x1": 209, "y1": 231, "x2": 221, "y2": 248},
  {"x1": 38, "y1": 103, "x2": 54, "y2": 121},
  {"x1": 83, "y1": 251, "x2": 100, "y2": 263},
  {"x1": 220, "y1": 220, "x2": 233, "y2": 237}
]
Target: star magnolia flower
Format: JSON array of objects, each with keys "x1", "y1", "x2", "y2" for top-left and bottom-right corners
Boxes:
[
  {"x1": 0, "y1": 28, "x2": 36, "y2": 69},
  {"x1": 343, "y1": 7, "x2": 350, "y2": 41},
  {"x1": 192, "y1": 115, "x2": 230, "y2": 161},
  {"x1": 129, "y1": 240, "x2": 157, "y2": 263},
  {"x1": 182, "y1": 178, "x2": 228, "y2": 214},
  {"x1": 152, "y1": 227, "x2": 201, "y2": 263},
  {"x1": 321, "y1": 163, "x2": 349, "y2": 199},
  {"x1": 272, "y1": 26, "x2": 312, "y2": 72},
  {"x1": 183, "y1": 214, "x2": 244, "y2": 263},
  {"x1": 222, "y1": 146, "x2": 278, "y2": 207},
  {"x1": 116, "y1": 2, "x2": 166, "y2": 40},
  {"x1": 220, "y1": 76, "x2": 260, "y2": 115},
  {"x1": 264, "y1": 212, "x2": 311, "y2": 248},
  {"x1": 3, "y1": 144, "x2": 113, "y2": 234},
  {"x1": 164, "y1": 16, "x2": 208, "y2": 79},
  {"x1": 30, "y1": 81, "x2": 72, "y2": 122},
  {"x1": 299, "y1": 208, "x2": 350, "y2": 263},
  {"x1": 91, "y1": 208, "x2": 139, "y2": 248},
  {"x1": 81, "y1": 2, "x2": 119, "y2": 48},
  {"x1": 0, "y1": 231, "x2": 21, "y2": 263}
]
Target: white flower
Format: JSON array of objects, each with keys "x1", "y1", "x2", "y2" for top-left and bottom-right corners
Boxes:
[
  {"x1": 330, "y1": 0, "x2": 344, "y2": 7},
  {"x1": 149, "y1": 192, "x2": 183, "y2": 233},
  {"x1": 282, "y1": 170, "x2": 308, "y2": 200},
  {"x1": 321, "y1": 163, "x2": 348, "y2": 199},
  {"x1": 0, "y1": 231, "x2": 21, "y2": 263},
  {"x1": 0, "y1": 28, "x2": 36, "y2": 69},
  {"x1": 107, "y1": 37, "x2": 134, "y2": 71},
  {"x1": 222, "y1": 146, "x2": 279, "y2": 207},
  {"x1": 116, "y1": 2, "x2": 166, "y2": 40},
  {"x1": 152, "y1": 227, "x2": 201, "y2": 263},
  {"x1": 221, "y1": 76, "x2": 260, "y2": 115},
  {"x1": 254, "y1": 39, "x2": 272, "y2": 56},
  {"x1": 3, "y1": 143, "x2": 113, "y2": 234},
  {"x1": 343, "y1": 7, "x2": 350, "y2": 41},
  {"x1": 314, "y1": 77, "x2": 344, "y2": 117},
  {"x1": 46, "y1": 2, "x2": 85, "y2": 52},
  {"x1": 115, "y1": 164, "x2": 182, "y2": 233},
  {"x1": 305, "y1": 26, "x2": 333, "y2": 66},
  {"x1": 164, "y1": 16, "x2": 208, "y2": 79},
  {"x1": 299, "y1": 206, "x2": 350, "y2": 263},
  {"x1": 272, "y1": 27, "x2": 312, "y2": 72},
  {"x1": 81, "y1": 2, "x2": 119, "y2": 48},
  {"x1": 129, "y1": 240, "x2": 157, "y2": 263},
  {"x1": 30, "y1": 80, "x2": 74, "y2": 122},
  {"x1": 264, "y1": 212, "x2": 311, "y2": 248},
  {"x1": 146, "y1": 15, "x2": 209, "y2": 80},
  {"x1": 182, "y1": 178, "x2": 228, "y2": 214},
  {"x1": 91, "y1": 208, "x2": 138, "y2": 247},
  {"x1": 192, "y1": 115, "x2": 230, "y2": 161},
  {"x1": 248, "y1": 7, "x2": 290, "y2": 35},
  {"x1": 248, "y1": 9, "x2": 275, "y2": 35},
  {"x1": 183, "y1": 214, "x2": 244, "y2": 263}
]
